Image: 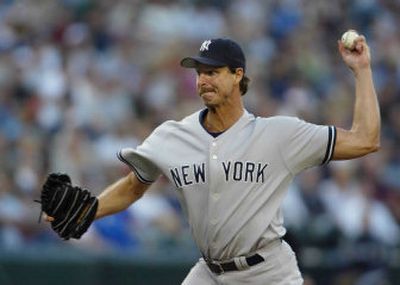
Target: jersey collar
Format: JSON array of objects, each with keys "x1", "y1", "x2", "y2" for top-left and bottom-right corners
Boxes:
[{"x1": 198, "y1": 108, "x2": 253, "y2": 139}]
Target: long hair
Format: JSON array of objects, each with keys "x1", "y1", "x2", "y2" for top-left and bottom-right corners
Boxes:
[{"x1": 229, "y1": 67, "x2": 250, "y2": 96}]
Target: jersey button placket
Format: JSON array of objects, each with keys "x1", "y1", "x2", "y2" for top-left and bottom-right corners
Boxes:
[
  {"x1": 211, "y1": 141, "x2": 218, "y2": 160},
  {"x1": 208, "y1": 139, "x2": 220, "y2": 229}
]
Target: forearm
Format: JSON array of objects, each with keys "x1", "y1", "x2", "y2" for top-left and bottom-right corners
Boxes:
[
  {"x1": 96, "y1": 173, "x2": 149, "y2": 219},
  {"x1": 333, "y1": 35, "x2": 381, "y2": 160},
  {"x1": 351, "y1": 67, "x2": 380, "y2": 148},
  {"x1": 333, "y1": 68, "x2": 380, "y2": 159}
]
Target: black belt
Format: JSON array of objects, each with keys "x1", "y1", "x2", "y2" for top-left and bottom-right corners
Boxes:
[{"x1": 204, "y1": 253, "x2": 264, "y2": 275}]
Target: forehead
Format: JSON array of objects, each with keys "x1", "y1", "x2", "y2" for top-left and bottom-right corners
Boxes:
[{"x1": 195, "y1": 64, "x2": 228, "y2": 72}]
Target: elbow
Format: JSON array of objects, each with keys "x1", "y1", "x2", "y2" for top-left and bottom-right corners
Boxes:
[
  {"x1": 372, "y1": 141, "x2": 381, "y2": 152},
  {"x1": 357, "y1": 126, "x2": 381, "y2": 154},
  {"x1": 354, "y1": 143, "x2": 379, "y2": 158},
  {"x1": 363, "y1": 137, "x2": 381, "y2": 154},
  {"x1": 127, "y1": 172, "x2": 148, "y2": 200},
  {"x1": 370, "y1": 133, "x2": 381, "y2": 152},
  {"x1": 367, "y1": 143, "x2": 380, "y2": 153}
]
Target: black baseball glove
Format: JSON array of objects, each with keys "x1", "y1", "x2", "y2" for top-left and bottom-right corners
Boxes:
[{"x1": 35, "y1": 173, "x2": 98, "y2": 240}]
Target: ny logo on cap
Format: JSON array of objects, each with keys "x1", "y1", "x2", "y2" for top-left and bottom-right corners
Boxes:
[{"x1": 200, "y1": 40, "x2": 211, "y2": 51}]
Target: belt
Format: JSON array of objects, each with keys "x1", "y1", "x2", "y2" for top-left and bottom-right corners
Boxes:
[
  {"x1": 205, "y1": 253, "x2": 264, "y2": 275},
  {"x1": 203, "y1": 238, "x2": 282, "y2": 275}
]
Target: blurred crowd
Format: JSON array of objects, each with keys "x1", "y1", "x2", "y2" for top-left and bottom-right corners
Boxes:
[{"x1": 0, "y1": 0, "x2": 399, "y2": 284}]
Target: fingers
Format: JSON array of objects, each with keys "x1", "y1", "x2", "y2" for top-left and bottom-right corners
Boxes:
[
  {"x1": 337, "y1": 40, "x2": 346, "y2": 53},
  {"x1": 338, "y1": 34, "x2": 369, "y2": 57},
  {"x1": 44, "y1": 213, "x2": 55, "y2": 222},
  {"x1": 354, "y1": 35, "x2": 366, "y2": 52},
  {"x1": 338, "y1": 33, "x2": 371, "y2": 71},
  {"x1": 337, "y1": 40, "x2": 353, "y2": 58},
  {"x1": 355, "y1": 35, "x2": 366, "y2": 44}
]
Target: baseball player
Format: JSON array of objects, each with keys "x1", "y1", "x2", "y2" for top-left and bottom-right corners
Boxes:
[{"x1": 45, "y1": 35, "x2": 380, "y2": 284}]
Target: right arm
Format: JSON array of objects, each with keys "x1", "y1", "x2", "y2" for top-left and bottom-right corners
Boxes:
[
  {"x1": 95, "y1": 172, "x2": 151, "y2": 219},
  {"x1": 45, "y1": 172, "x2": 151, "y2": 223}
]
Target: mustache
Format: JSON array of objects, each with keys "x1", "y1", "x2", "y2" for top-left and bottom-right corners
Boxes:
[{"x1": 199, "y1": 87, "x2": 215, "y2": 94}]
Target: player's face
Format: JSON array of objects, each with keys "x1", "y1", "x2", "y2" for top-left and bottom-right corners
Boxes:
[{"x1": 195, "y1": 65, "x2": 238, "y2": 108}]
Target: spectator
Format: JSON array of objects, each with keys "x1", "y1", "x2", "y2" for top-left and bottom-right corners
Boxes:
[{"x1": 320, "y1": 161, "x2": 400, "y2": 246}]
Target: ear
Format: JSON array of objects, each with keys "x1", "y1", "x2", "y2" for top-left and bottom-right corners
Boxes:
[{"x1": 234, "y1": 68, "x2": 244, "y2": 85}]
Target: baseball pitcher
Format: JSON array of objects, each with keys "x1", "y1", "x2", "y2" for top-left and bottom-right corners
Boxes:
[{"x1": 38, "y1": 34, "x2": 380, "y2": 284}]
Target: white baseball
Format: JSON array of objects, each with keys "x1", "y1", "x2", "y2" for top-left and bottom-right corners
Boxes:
[{"x1": 341, "y1": 30, "x2": 359, "y2": 50}]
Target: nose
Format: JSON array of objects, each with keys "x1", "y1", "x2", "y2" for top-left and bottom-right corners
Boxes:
[
  {"x1": 197, "y1": 72, "x2": 210, "y2": 87},
  {"x1": 197, "y1": 72, "x2": 206, "y2": 83}
]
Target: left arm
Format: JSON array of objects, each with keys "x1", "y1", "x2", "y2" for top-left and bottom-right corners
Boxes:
[{"x1": 333, "y1": 35, "x2": 380, "y2": 160}]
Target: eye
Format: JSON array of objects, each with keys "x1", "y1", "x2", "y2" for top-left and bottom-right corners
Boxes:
[
  {"x1": 207, "y1": 70, "x2": 216, "y2": 76},
  {"x1": 196, "y1": 68, "x2": 218, "y2": 76}
]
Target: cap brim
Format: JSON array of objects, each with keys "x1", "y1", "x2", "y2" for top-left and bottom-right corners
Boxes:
[{"x1": 180, "y1": 56, "x2": 226, "y2": 68}]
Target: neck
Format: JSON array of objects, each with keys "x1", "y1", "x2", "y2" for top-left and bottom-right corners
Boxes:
[{"x1": 204, "y1": 103, "x2": 244, "y2": 133}]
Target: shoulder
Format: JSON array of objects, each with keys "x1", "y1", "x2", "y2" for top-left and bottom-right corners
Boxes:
[
  {"x1": 252, "y1": 115, "x2": 325, "y2": 142},
  {"x1": 259, "y1": 115, "x2": 301, "y2": 122},
  {"x1": 150, "y1": 110, "x2": 201, "y2": 137},
  {"x1": 253, "y1": 115, "x2": 304, "y2": 128}
]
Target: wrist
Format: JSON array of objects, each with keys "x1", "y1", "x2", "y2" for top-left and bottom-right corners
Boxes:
[{"x1": 353, "y1": 66, "x2": 372, "y2": 79}]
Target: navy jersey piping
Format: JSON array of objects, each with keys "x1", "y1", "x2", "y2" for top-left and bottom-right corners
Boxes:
[
  {"x1": 321, "y1": 126, "x2": 337, "y2": 164},
  {"x1": 199, "y1": 108, "x2": 224, "y2": 138},
  {"x1": 117, "y1": 150, "x2": 154, "y2": 184}
]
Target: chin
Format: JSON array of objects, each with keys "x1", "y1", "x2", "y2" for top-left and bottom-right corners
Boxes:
[
  {"x1": 201, "y1": 94, "x2": 218, "y2": 105},
  {"x1": 202, "y1": 98, "x2": 217, "y2": 107}
]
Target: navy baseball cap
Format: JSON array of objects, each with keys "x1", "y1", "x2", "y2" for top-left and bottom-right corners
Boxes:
[{"x1": 180, "y1": 38, "x2": 246, "y2": 71}]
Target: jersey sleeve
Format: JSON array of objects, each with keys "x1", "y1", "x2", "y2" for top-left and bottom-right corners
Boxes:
[
  {"x1": 117, "y1": 148, "x2": 161, "y2": 184},
  {"x1": 277, "y1": 117, "x2": 336, "y2": 175},
  {"x1": 117, "y1": 124, "x2": 168, "y2": 184}
]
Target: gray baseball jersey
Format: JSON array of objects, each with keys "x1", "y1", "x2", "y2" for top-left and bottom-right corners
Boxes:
[{"x1": 118, "y1": 109, "x2": 336, "y2": 260}]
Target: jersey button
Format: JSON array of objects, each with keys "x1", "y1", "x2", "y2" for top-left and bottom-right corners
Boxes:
[
  {"x1": 212, "y1": 155, "x2": 218, "y2": 160},
  {"x1": 212, "y1": 193, "x2": 220, "y2": 200},
  {"x1": 212, "y1": 142, "x2": 217, "y2": 147}
]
